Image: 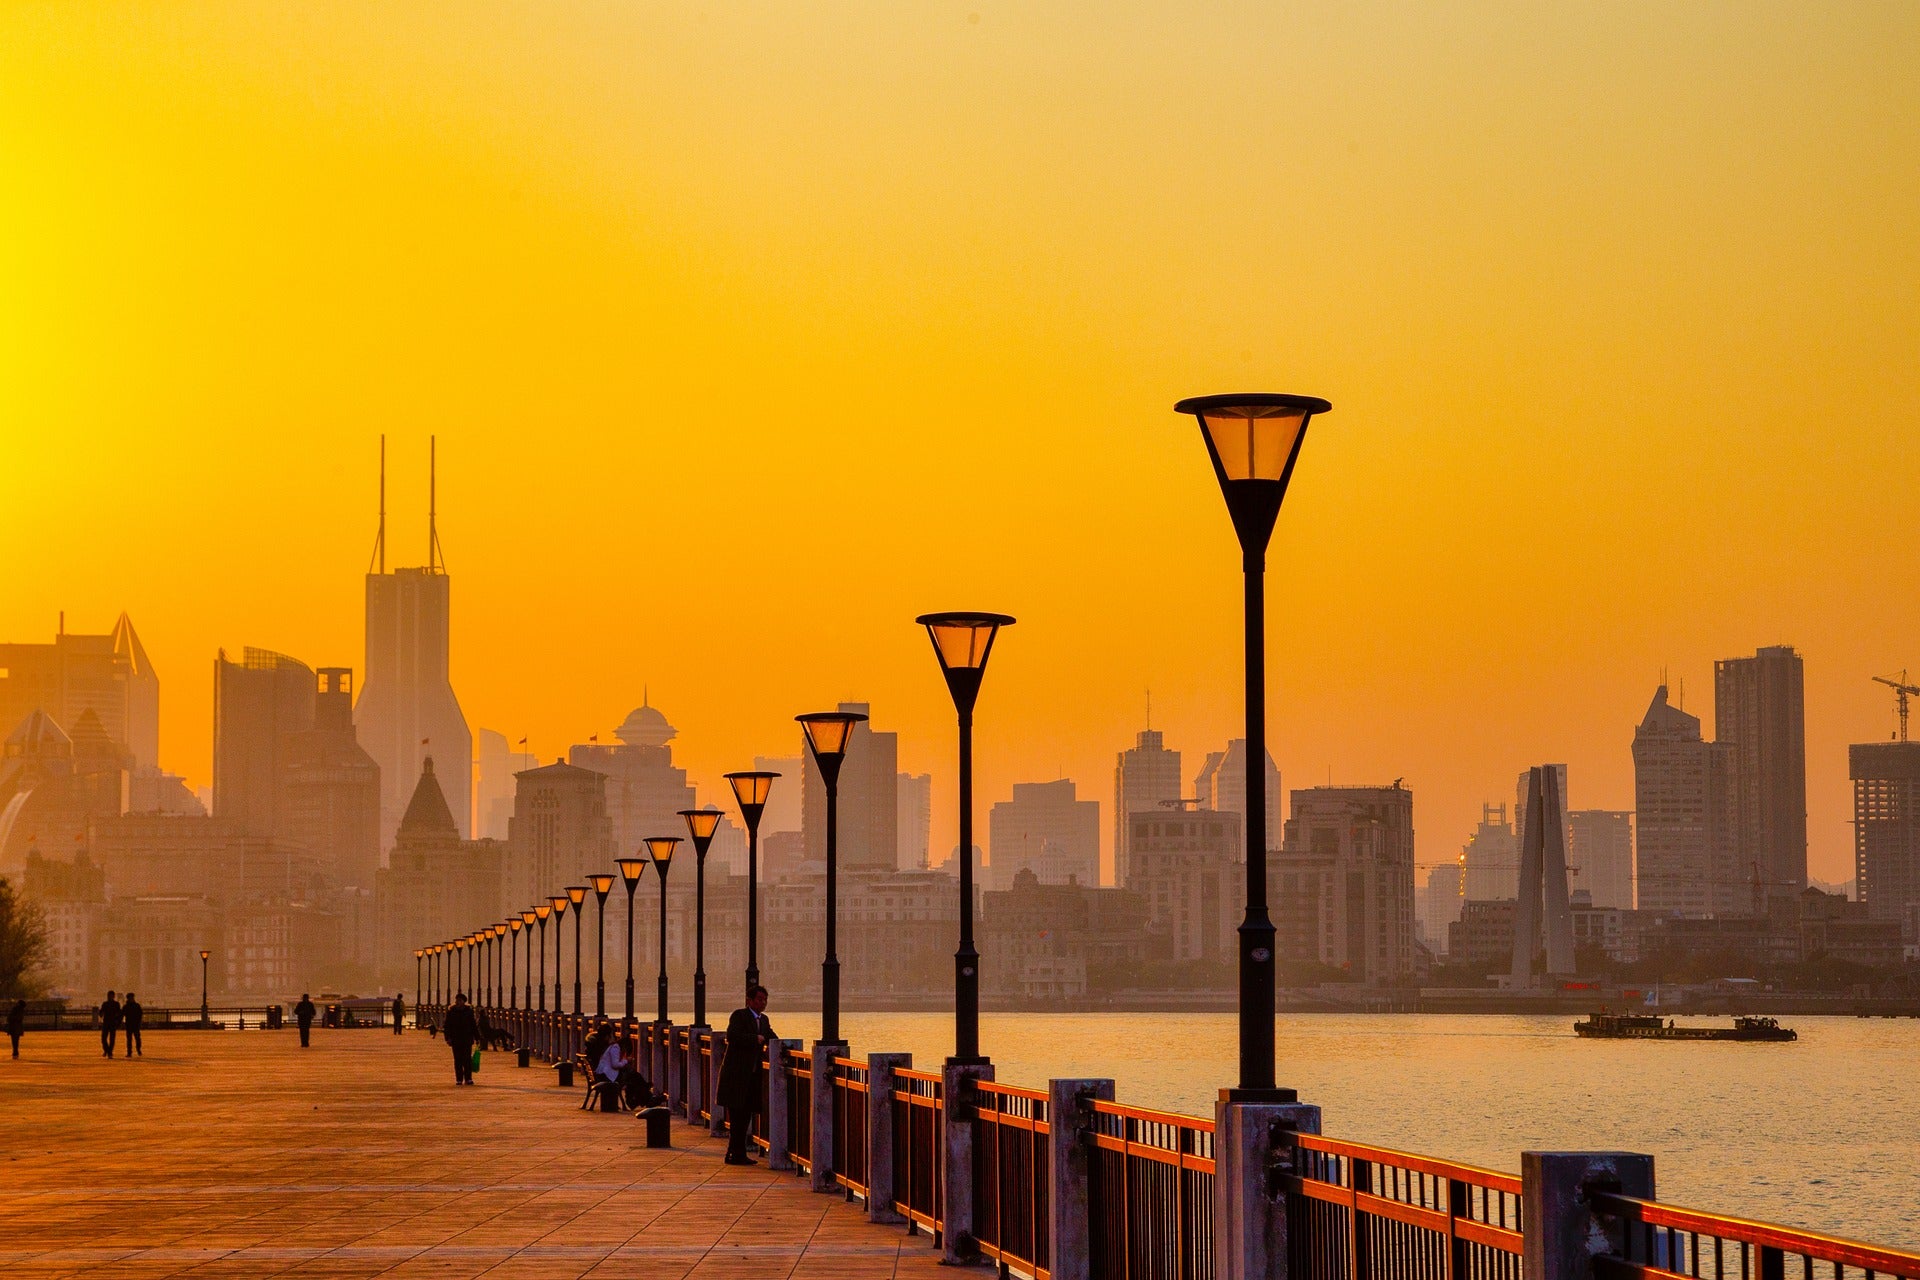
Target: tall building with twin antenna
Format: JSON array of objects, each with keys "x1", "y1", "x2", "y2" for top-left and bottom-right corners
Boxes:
[{"x1": 356, "y1": 438, "x2": 472, "y2": 851}]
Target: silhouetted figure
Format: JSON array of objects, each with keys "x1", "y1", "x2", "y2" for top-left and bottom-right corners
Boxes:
[
  {"x1": 122, "y1": 992, "x2": 144, "y2": 1057},
  {"x1": 8, "y1": 998, "x2": 24, "y2": 1058},
  {"x1": 294, "y1": 993, "x2": 317, "y2": 1047},
  {"x1": 718, "y1": 985, "x2": 775, "y2": 1165},
  {"x1": 443, "y1": 994, "x2": 479, "y2": 1086},
  {"x1": 392, "y1": 993, "x2": 405, "y2": 1035},
  {"x1": 98, "y1": 991, "x2": 123, "y2": 1058},
  {"x1": 583, "y1": 1019, "x2": 614, "y2": 1075}
]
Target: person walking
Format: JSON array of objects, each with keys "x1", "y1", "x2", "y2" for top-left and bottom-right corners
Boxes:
[
  {"x1": 294, "y1": 993, "x2": 317, "y2": 1048},
  {"x1": 122, "y1": 992, "x2": 144, "y2": 1057},
  {"x1": 717, "y1": 985, "x2": 776, "y2": 1165},
  {"x1": 98, "y1": 991, "x2": 123, "y2": 1058},
  {"x1": 392, "y1": 993, "x2": 405, "y2": 1036},
  {"x1": 443, "y1": 994, "x2": 479, "y2": 1086},
  {"x1": 8, "y1": 998, "x2": 24, "y2": 1058}
]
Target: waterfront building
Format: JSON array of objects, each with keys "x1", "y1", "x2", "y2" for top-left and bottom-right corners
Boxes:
[
  {"x1": 801, "y1": 703, "x2": 897, "y2": 874},
  {"x1": 1191, "y1": 739, "x2": 1280, "y2": 862},
  {"x1": 761, "y1": 866, "x2": 956, "y2": 1000},
  {"x1": 474, "y1": 729, "x2": 536, "y2": 841},
  {"x1": 22, "y1": 849, "x2": 106, "y2": 993},
  {"x1": 1418, "y1": 861, "x2": 1463, "y2": 954},
  {"x1": 374, "y1": 757, "x2": 506, "y2": 984},
  {"x1": 94, "y1": 895, "x2": 223, "y2": 1003},
  {"x1": 980, "y1": 868, "x2": 1158, "y2": 999},
  {"x1": 1114, "y1": 727, "x2": 1181, "y2": 888},
  {"x1": 989, "y1": 778, "x2": 1099, "y2": 889},
  {"x1": 90, "y1": 814, "x2": 324, "y2": 902},
  {"x1": 569, "y1": 701, "x2": 695, "y2": 855},
  {"x1": 1447, "y1": 898, "x2": 1516, "y2": 970},
  {"x1": 1715, "y1": 645, "x2": 1809, "y2": 899},
  {"x1": 897, "y1": 771, "x2": 932, "y2": 870},
  {"x1": 1278, "y1": 783, "x2": 1418, "y2": 986},
  {"x1": 1568, "y1": 890, "x2": 1646, "y2": 965},
  {"x1": 1569, "y1": 809, "x2": 1635, "y2": 909},
  {"x1": 504, "y1": 759, "x2": 612, "y2": 919},
  {"x1": 1127, "y1": 803, "x2": 1241, "y2": 963},
  {"x1": 0, "y1": 613, "x2": 160, "y2": 774},
  {"x1": 1633, "y1": 684, "x2": 1743, "y2": 917},
  {"x1": 1850, "y1": 740, "x2": 1920, "y2": 941},
  {"x1": 1459, "y1": 803, "x2": 1518, "y2": 900},
  {"x1": 224, "y1": 897, "x2": 344, "y2": 997}
]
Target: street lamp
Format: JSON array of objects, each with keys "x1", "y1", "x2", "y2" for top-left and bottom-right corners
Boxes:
[
  {"x1": 493, "y1": 923, "x2": 508, "y2": 1008},
  {"x1": 646, "y1": 838, "x2": 679, "y2": 1024},
  {"x1": 508, "y1": 920, "x2": 522, "y2": 1009},
  {"x1": 414, "y1": 948, "x2": 424, "y2": 1019},
  {"x1": 199, "y1": 948, "x2": 211, "y2": 1024},
  {"x1": 798, "y1": 711, "x2": 866, "y2": 1047},
  {"x1": 428, "y1": 945, "x2": 439, "y2": 1006},
  {"x1": 724, "y1": 770, "x2": 779, "y2": 995},
  {"x1": 618, "y1": 856, "x2": 648, "y2": 1020},
  {"x1": 1174, "y1": 390, "x2": 1330, "y2": 1100},
  {"x1": 592, "y1": 873, "x2": 615, "y2": 1018},
  {"x1": 520, "y1": 910, "x2": 537, "y2": 1010},
  {"x1": 550, "y1": 894, "x2": 570, "y2": 1013},
  {"x1": 535, "y1": 904, "x2": 552, "y2": 1010},
  {"x1": 917, "y1": 611, "x2": 1015, "y2": 1064},
  {"x1": 678, "y1": 808, "x2": 723, "y2": 1028},
  {"x1": 567, "y1": 885, "x2": 588, "y2": 1015}
]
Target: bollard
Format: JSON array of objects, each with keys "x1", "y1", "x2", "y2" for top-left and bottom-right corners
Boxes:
[
  {"x1": 940, "y1": 1058, "x2": 995, "y2": 1265},
  {"x1": 810, "y1": 1042, "x2": 846, "y2": 1193},
  {"x1": 766, "y1": 1038, "x2": 799, "y2": 1172},
  {"x1": 1523, "y1": 1151, "x2": 1657, "y2": 1280},
  {"x1": 1048, "y1": 1078, "x2": 1115, "y2": 1280},
  {"x1": 1213, "y1": 1094, "x2": 1322, "y2": 1280},
  {"x1": 865, "y1": 1052, "x2": 912, "y2": 1225}
]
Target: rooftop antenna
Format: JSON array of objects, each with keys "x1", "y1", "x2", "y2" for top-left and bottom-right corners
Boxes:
[
  {"x1": 368, "y1": 435, "x2": 386, "y2": 575},
  {"x1": 428, "y1": 436, "x2": 446, "y2": 574},
  {"x1": 1145, "y1": 688, "x2": 1152, "y2": 730}
]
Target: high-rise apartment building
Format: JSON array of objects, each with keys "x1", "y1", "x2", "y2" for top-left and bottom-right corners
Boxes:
[
  {"x1": 1114, "y1": 728, "x2": 1181, "y2": 887},
  {"x1": 1193, "y1": 739, "x2": 1281, "y2": 861},
  {"x1": 504, "y1": 759, "x2": 613, "y2": 916},
  {"x1": 1851, "y1": 740, "x2": 1920, "y2": 941},
  {"x1": 897, "y1": 772, "x2": 932, "y2": 870},
  {"x1": 569, "y1": 701, "x2": 696, "y2": 858},
  {"x1": 801, "y1": 703, "x2": 898, "y2": 874},
  {"x1": 0, "y1": 613, "x2": 159, "y2": 774},
  {"x1": 1278, "y1": 783, "x2": 1417, "y2": 986},
  {"x1": 281, "y1": 668, "x2": 382, "y2": 890},
  {"x1": 1633, "y1": 684, "x2": 1742, "y2": 917},
  {"x1": 1127, "y1": 804, "x2": 1242, "y2": 963},
  {"x1": 1715, "y1": 646, "x2": 1808, "y2": 897},
  {"x1": 212, "y1": 648, "x2": 315, "y2": 839},
  {"x1": 1569, "y1": 809, "x2": 1634, "y2": 910},
  {"x1": 1460, "y1": 803, "x2": 1518, "y2": 900},
  {"x1": 989, "y1": 778, "x2": 1100, "y2": 888}
]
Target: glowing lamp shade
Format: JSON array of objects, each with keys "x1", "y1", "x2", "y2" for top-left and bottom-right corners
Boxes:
[
  {"x1": 917, "y1": 612, "x2": 1015, "y2": 673},
  {"x1": 535, "y1": 903, "x2": 553, "y2": 921},
  {"x1": 592, "y1": 873, "x2": 616, "y2": 898},
  {"x1": 680, "y1": 808, "x2": 723, "y2": 843},
  {"x1": 617, "y1": 856, "x2": 648, "y2": 887},
  {"x1": 414, "y1": 948, "x2": 424, "y2": 959},
  {"x1": 1177, "y1": 395, "x2": 1328, "y2": 483},
  {"x1": 521, "y1": 909, "x2": 538, "y2": 925},
  {"x1": 726, "y1": 771, "x2": 778, "y2": 809},
  {"x1": 509, "y1": 919, "x2": 522, "y2": 933},
  {"x1": 798, "y1": 711, "x2": 866, "y2": 760},
  {"x1": 646, "y1": 836, "x2": 680, "y2": 871},
  {"x1": 566, "y1": 885, "x2": 588, "y2": 907},
  {"x1": 494, "y1": 923, "x2": 507, "y2": 938},
  {"x1": 200, "y1": 948, "x2": 211, "y2": 961}
]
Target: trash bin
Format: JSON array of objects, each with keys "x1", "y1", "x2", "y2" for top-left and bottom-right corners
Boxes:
[
  {"x1": 640, "y1": 1106, "x2": 672, "y2": 1149},
  {"x1": 517, "y1": 1047, "x2": 531, "y2": 1068},
  {"x1": 556, "y1": 1061, "x2": 575, "y2": 1088},
  {"x1": 266, "y1": 1006, "x2": 284, "y2": 1030}
]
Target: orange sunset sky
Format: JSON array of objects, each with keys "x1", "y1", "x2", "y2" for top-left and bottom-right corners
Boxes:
[{"x1": 3, "y1": 3, "x2": 1916, "y2": 885}]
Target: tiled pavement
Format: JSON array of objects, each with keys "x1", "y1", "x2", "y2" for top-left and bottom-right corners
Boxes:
[{"x1": 0, "y1": 1027, "x2": 948, "y2": 1278}]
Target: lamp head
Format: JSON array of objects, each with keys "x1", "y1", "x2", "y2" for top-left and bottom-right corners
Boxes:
[
  {"x1": 199, "y1": 949, "x2": 210, "y2": 961},
  {"x1": 725, "y1": 771, "x2": 780, "y2": 834},
  {"x1": 1173, "y1": 393, "x2": 1330, "y2": 554},
  {"x1": 566, "y1": 885, "x2": 587, "y2": 908},
  {"x1": 618, "y1": 856, "x2": 648, "y2": 889},
  {"x1": 535, "y1": 903, "x2": 552, "y2": 921},
  {"x1": 592, "y1": 873, "x2": 616, "y2": 902},
  {"x1": 797, "y1": 711, "x2": 866, "y2": 785},
  {"x1": 646, "y1": 836, "x2": 680, "y2": 875},
  {"x1": 520, "y1": 908, "x2": 538, "y2": 926},
  {"x1": 679, "y1": 807, "x2": 723, "y2": 854},
  {"x1": 510, "y1": 918, "x2": 522, "y2": 933},
  {"x1": 916, "y1": 612, "x2": 1016, "y2": 715},
  {"x1": 414, "y1": 948, "x2": 424, "y2": 959}
]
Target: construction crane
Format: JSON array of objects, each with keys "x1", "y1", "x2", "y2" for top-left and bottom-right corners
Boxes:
[{"x1": 1873, "y1": 670, "x2": 1920, "y2": 742}]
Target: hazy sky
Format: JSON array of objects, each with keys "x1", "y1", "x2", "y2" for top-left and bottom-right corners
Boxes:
[{"x1": 4, "y1": 3, "x2": 1916, "y2": 885}]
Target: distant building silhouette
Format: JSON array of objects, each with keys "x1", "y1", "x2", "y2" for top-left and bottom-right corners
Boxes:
[
  {"x1": 1192, "y1": 739, "x2": 1280, "y2": 862},
  {"x1": 1510, "y1": 766, "x2": 1575, "y2": 988},
  {"x1": 1459, "y1": 803, "x2": 1517, "y2": 900},
  {"x1": 0, "y1": 708, "x2": 127, "y2": 872},
  {"x1": 570, "y1": 700, "x2": 695, "y2": 856},
  {"x1": 23, "y1": 849, "x2": 106, "y2": 994},
  {"x1": 1851, "y1": 740, "x2": 1920, "y2": 944},
  {"x1": 1513, "y1": 765, "x2": 1570, "y2": 865},
  {"x1": 213, "y1": 648, "x2": 315, "y2": 839},
  {"x1": 989, "y1": 779, "x2": 1099, "y2": 889},
  {"x1": 1128, "y1": 804, "x2": 1241, "y2": 963},
  {"x1": 1278, "y1": 783, "x2": 1417, "y2": 986},
  {"x1": 1715, "y1": 645, "x2": 1809, "y2": 901},
  {"x1": 375, "y1": 757, "x2": 506, "y2": 984},
  {"x1": 897, "y1": 772, "x2": 932, "y2": 870},
  {"x1": 801, "y1": 703, "x2": 898, "y2": 874},
  {"x1": 1417, "y1": 861, "x2": 1463, "y2": 954},
  {"x1": 1114, "y1": 727, "x2": 1181, "y2": 888},
  {"x1": 505, "y1": 759, "x2": 612, "y2": 919},
  {"x1": 980, "y1": 869, "x2": 1159, "y2": 1000},
  {"x1": 474, "y1": 728, "x2": 536, "y2": 841},
  {"x1": 1569, "y1": 809, "x2": 1634, "y2": 910},
  {"x1": 1633, "y1": 684, "x2": 1742, "y2": 917},
  {"x1": 0, "y1": 613, "x2": 159, "y2": 774},
  {"x1": 281, "y1": 668, "x2": 382, "y2": 891},
  {"x1": 754, "y1": 755, "x2": 804, "y2": 836}
]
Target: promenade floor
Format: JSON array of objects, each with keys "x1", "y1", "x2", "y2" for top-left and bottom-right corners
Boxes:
[{"x1": 0, "y1": 1027, "x2": 947, "y2": 1279}]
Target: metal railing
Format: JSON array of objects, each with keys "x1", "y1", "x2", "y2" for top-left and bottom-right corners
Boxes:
[
  {"x1": 696, "y1": 1031, "x2": 716, "y2": 1121},
  {"x1": 1592, "y1": 1193, "x2": 1920, "y2": 1280},
  {"x1": 1088, "y1": 1099, "x2": 1215, "y2": 1280},
  {"x1": 786, "y1": 1046, "x2": 815, "y2": 1173},
  {"x1": 751, "y1": 1045, "x2": 771, "y2": 1153},
  {"x1": 892, "y1": 1066, "x2": 945, "y2": 1236},
  {"x1": 1281, "y1": 1132, "x2": 1524, "y2": 1280},
  {"x1": 973, "y1": 1080, "x2": 1051, "y2": 1279},
  {"x1": 832, "y1": 1056, "x2": 870, "y2": 1201}
]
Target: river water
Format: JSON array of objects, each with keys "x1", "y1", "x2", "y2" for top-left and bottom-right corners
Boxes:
[{"x1": 745, "y1": 1010, "x2": 1920, "y2": 1252}]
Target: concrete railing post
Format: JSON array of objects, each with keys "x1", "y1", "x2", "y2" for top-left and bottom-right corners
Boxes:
[
  {"x1": 1522, "y1": 1152, "x2": 1657, "y2": 1280},
  {"x1": 811, "y1": 1042, "x2": 846, "y2": 1192},
  {"x1": 709, "y1": 1032, "x2": 728, "y2": 1137},
  {"x1": 1213, "y1": 1096, "x2": 1322, "y2": 1280},
  {"x1": 1048, "y1": 1078, "x2": 1114, "y2": 1280},
  {"x1": 766, "y1": 1037, "x2": 799, "y2": 1172},
  {"x1": 865, "y1": 1052, "x2": 912, "y2": 1225},
  {"x1": 686, "y1": 1026, "x2": 711, "y2": 1126},
  {"x1": 668, "y1": 1029, "x2": 685, "y2": 1114},
  {"x1": 653, "y1": 1021, "x2": 673, "y2": 1106},
  {"x1": 941, "y1": 1058, "x2": 994, "y2": 1265}
]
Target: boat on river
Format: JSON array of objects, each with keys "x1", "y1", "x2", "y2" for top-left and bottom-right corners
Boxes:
[{"x1": 1573, "y1": 1012, "x2": 1797, "y2": 1041}]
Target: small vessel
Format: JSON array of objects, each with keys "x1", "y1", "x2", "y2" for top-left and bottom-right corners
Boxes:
[{"x1": 1573, "y1": 1012, "x2": 1797, "y2": 1041}]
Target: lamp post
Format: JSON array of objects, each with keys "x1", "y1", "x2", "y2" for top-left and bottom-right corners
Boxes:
[
  {"x1": 917, "y1": 611, "x2": 1015, "y2": 1064},
  {"x1": 618, "y1": 856, "x2": 647, "y2": 1021},
  {"x1": 494, "y1": 924, "x2": 508, "y2": 1008},
  {"x1": 566, "y1": 885, "x2": 587, "y2": 1015},
  {"x1": 549, "y1": 894, "x2": 569, "y2": 1013},
  {"x1": 199, "y1": 948, "x2": 211, "y2": 1025},
  {"x1": 678, "y1": 808, "x2": 723, "y2": 1028},
  {"x1": 508, "y1": 920, "x2": 522, "y2": 1008},
  {"x1": 591, "y1": 873, "x2": 615, "y2": 1018},
  {"x1": 724, "y1": 771, "x2": 779, "y2": 995},
  {"x1": 414, "y1": 948, "x2": 424, "y2": 1018},
  {"x1": 798, "y1": 711, "x2": 865, "y2": 1047},
  {"x1": 1174, "y1": 391, "x2": 1330, "y2": 1100},
  {"x1": 646, "y1": 838, "x2": 678, "y2": 1023},
  {"x1": 522, "y1": 910, "x2": 538, "y2": 1010},
  {"x1": 428, "y1": 945, "x2": 439, "y2": 1006},
  {"x1": 535, "y1": 904, "x2": 552, "y2": 1010}
]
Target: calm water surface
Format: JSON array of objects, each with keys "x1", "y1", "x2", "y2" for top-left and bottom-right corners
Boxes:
[{"x1": 745, "y1": 1010, "x2": 1920, "y2": 1251}]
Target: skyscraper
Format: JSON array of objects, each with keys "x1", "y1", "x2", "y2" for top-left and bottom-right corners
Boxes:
[
  {"x1": 1569, "y1": 809, "x2": 1634, "y2": 909},
  {"x1": 1278, "y1": 783, "x2": 1417, "y2": 986},
  {"x1": 504, "y1": 759, "x2": 613, "y2": 919},
  {"x1": 1460, "y1": 803, "x2": 1518, "y2": 900},
  {"x1": 212, "y1": 647, "x2": 314, "y2": 839},
  {"x1": 1715, "y1": 645, "x2": 1808, "y2": 897},
  {"x1": 1851, "y1": 740, "x2": 1920, "y2": 941},
  {"x1": 474, "y1": 728, "x2": 536, "y2": 841},
  {"x1": 801, "y1": 702, "x2": 898, "y2": 874},
  {"x1": 356, "y1": 441, "x2": 471, "y2": 849},
  {"x1": 281, "y1": 668, "x2": 382, "y2": 890},
  {"x1": 1192, "y1": 738, "x2": 1281, "y2": 860},
  {"x1": 1633, "y1": 684, "x2": 1741, "y2": 917},
  {"x1": 1114, "y1": 727, "x2": 1181, "y2": 887},
  {"x1": 0, "y1": 613, "x2": 159, "y2": 773},
  {"x1": 897, "y1": 772, "x2": 932, "y2": 870},
  {"x1": 989, "y1": 778, "x2": 1100, "y2": 888}
]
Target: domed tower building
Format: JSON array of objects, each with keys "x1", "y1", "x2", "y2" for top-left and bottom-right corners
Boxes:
[{"x1": 569, "y1": 695, "x2": 696, "y2": 860}]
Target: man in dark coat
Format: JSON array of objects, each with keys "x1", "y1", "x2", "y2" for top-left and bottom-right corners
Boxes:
[
  {"x1": 294, "y1": 994, "x2": 317, "y2": 1047},
  {"x1": 8, "y1": 998, "x2": 25, "y2": 1058},
  {"x1": 98, "y1": 991, "x2": 122, "y2": 1058},
  {"x1": 122, "y1": 992, "x2": 144, "y2": 1057},
  {"x1": 717, "y1": 985, "x2": 775, "y2": 1165},
  {"x1": 392, "y1": 993, "x2": 405, "y2": 1035},
  {"x1": 442, "y1": 994, "x2": 479, "y2": 1086}
]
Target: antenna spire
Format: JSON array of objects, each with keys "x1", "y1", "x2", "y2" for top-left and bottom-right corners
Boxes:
[
  {"x1": 428, "y1": 436, "x2": 446, "y2": 574},
  {"x1": 368, "y1": 435, "x2": 387, "y2": 575}
]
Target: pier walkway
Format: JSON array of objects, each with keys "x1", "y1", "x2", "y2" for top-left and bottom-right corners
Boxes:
[{"x1": 0, "y1": 1030, "x2": 946, "y2": 1279}]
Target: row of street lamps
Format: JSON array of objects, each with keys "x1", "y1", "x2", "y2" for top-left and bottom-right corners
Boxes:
[{"x1": 414, "y1": 393, "x2": 1328, "y2": 1094}]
